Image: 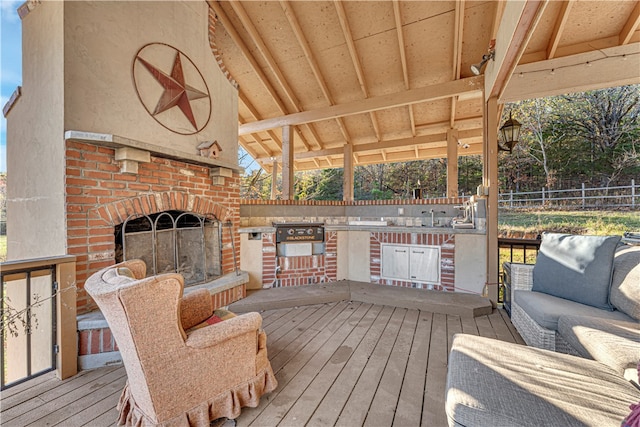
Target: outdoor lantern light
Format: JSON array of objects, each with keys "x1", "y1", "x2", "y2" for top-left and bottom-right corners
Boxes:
[
  {"x1": 470, "y1": 49, "x2": 495, "y2": 75},
  {"x1": 498, "y1": 112, "x2": 522, "y2": 153}
]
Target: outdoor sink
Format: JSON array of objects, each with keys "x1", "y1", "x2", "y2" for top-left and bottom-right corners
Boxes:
[{"x1": 348, "y1": 220, "x2": 390, "y2": 226}]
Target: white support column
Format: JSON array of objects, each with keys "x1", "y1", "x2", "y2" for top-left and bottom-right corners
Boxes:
[
  {"x1": 484, "y1": 96, "x2": 499, "y2": 303},
  {"x1": 282, "y1": 125, "x2": 294, "y2": 200},
  {"x1": 447, "y1": 128, "x2": 459, "y2": 198},
  {"x1": 270, "y1": 158, "x2": 278, "y2": 200},
  {"x1": 343, "y1": 144, "x2": 354, "y2": 202}
]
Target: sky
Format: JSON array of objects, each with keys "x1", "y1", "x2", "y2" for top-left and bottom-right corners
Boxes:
[{"x1": 1, "y1": 0, "x2": 22, "y2": 173}]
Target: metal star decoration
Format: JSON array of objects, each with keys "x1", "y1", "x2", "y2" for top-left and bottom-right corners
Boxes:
[{"x1": 136, "y1": 52, "x2": 208, "y2": 131}]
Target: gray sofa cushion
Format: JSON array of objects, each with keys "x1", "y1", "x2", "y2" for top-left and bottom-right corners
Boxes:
[
  {"x1": 558, "y1": 315, "x2": 640, "y2": 377},
  {"x1": 446, "y1": 334, "x2": 640, "y2": 427},
  {"x1": 610, "y1": 245, "x2": 640, "y2": 320},
  {"x1": 514, "y1": 290, "x2": 630, "y2": 331},
  {"x1": 532, "y1": 233, "x2": 621, "y2": 310}
]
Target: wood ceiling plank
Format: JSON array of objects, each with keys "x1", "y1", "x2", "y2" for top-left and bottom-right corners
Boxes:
[
  {"x1": 229, "y1": 1, "x2": 321, "y2": 152},
  {"x1": 239, "y1": 76, "x2": 483, "y2": 135},
  {"x1": 546, "y1": 0, "x2": 575, "y2": 59},
  {"x1": 620, "y1": 1, "x2": 640, "y2": 45},
  {"x1": 393, "y1": 0, "x2": 416, "y2": 136},
  {"x1": 280, "y1": 0, "x2": 351, "y2": 145},
  {"x1": 450, "y1": 0, "x2": 465, "y2": 128},
  {"x1": 211, "y1": 1, "x2": 317, "y2": 152},
  {"x1": 334, "y1": 0, "x2": 382, "y2": 142}
]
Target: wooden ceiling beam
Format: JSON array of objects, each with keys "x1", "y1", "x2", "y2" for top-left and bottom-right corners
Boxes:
[
  {"x1": 501, "y1": 43, "x2": 640, "y2": 102},
  {"x1": 292, "y1": 142, "x2": 484, "y2": 171},
  {"x1": 393, "y1": 0, "x2": 416, "y2": 136},
  {"x1": 238, "y1": 89, "x2": 282, "y2": 157},
  {"x1": 239, "y1": 75, "x2": 483, "y2": 135},
  {"x1": 280, "y1": 0, "x2": 350, "y2": 145},
  {"x1": 620, "y1": 1, "x2": 640, "y2": 45},
  {"x1": 257, "y1": 128, "x2": 483, "y2": 162},
  {"x1": 450, "y1": 0, "x2": 466, "y2": 128},
  {"x1": 334, "y1": 0, "x2": 382, "y2": 141},
  {"x1": 546, "y1": 0, "x2": 574, "y2": 59},
  {"x1": 485, "y1": 0, "x2": 548, "y2": 101}
]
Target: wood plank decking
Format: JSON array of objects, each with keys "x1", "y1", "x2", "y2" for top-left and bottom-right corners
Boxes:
[{"x1": 1, "y1": 303, "x2": 523, "y2": 427}]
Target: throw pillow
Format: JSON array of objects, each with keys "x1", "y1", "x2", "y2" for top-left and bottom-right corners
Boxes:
[
  {"x1": 188, "y1": 309, "x2": 237, "y2": 331},
  {"x1": 532, "y1": 232, "x2": 621, "y2": 310}
]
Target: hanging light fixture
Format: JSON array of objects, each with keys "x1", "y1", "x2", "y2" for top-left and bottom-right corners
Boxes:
[
  {"x1": 498, "y1": 112, "x2": 522, "y2": 153},
  {"x1": 470, "y1": 50, "x2": 495, "y2": 75}
]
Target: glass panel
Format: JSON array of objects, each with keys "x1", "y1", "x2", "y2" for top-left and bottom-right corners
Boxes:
[
  {"x1": 29, "y1": 270, "x2": 53, "y2": 375},
  {"x1": 3, "y1": 273, "x2": 28, "y2": 385}
]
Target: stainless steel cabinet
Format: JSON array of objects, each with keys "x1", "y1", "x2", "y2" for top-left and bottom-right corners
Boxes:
[{"x1": 381, "y1": 243, "x2": 440, "y2": 284}]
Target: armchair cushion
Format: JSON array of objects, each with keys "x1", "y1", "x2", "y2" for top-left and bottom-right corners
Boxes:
[
  {"x1": 610, "y1": 245, "x2": 640, "y2": 320},
  {"x1": 188, "y1": 309, "x2": 238, "y2": 331},
  {"x1": 514, "y1": 290, "x2": 629, "y2": 331},
  {"x1": 532, "y1": 233, "x2": 620, "y2": 310},
  {"x1": 180, "y1": 289, "x2": 214, "y2": 330}
]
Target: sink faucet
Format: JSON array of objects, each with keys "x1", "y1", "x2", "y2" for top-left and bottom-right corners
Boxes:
[{"x1": 421, "y1": 209, "x2": 447, "y2": 227}]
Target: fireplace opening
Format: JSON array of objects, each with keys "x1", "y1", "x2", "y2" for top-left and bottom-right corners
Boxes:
[{"x1": 114, "y1": 210, "x2": 222, "y2": 286}]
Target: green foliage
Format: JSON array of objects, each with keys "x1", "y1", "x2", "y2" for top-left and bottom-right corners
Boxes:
[{"x1": 239, "y1": 86, "x2": 639, "y2": 200}]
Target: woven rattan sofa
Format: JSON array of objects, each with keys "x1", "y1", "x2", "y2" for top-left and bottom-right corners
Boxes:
[
  {"x1": 445, "y1": 236, "x2": 640, "y2": 426},
  {"x1": 509, "y1": 242, "x2": 640, "y2": 384}
]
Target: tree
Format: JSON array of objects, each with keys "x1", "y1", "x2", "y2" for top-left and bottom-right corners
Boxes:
[{"x1": 557, "y1": 85, "x2": 640, "y2": 187}]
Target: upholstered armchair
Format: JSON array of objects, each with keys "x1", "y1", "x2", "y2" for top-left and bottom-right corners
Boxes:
[{"x1": 84, "y1": 259, "x2": 277, "y2": 427}]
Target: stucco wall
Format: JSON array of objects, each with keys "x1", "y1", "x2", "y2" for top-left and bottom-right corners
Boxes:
[
  {"x1": 63, "y1": 1, "x2": 238, "y2": 166},
  {"x1": 6, "y1": 1, "x2": 66, "y2": 260}
]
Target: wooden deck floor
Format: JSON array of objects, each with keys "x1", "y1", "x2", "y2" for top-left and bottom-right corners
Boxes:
[{"x1": 1, "y1": 303, "x2": 523, "y2": 427}]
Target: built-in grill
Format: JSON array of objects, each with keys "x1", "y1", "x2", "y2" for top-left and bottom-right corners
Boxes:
[
  {"x1": 274, "y1": 222, "x2": 325, "y2": 243},
  {"x1": 273, "y1": 222, "x2": 325, "y2": 256}
]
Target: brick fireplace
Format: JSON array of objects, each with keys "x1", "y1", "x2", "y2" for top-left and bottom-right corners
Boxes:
[{"x1": 66, "y1": 139, "x2": 243, "y2": 315}]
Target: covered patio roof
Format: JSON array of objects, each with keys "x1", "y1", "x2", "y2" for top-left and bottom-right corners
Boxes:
[{"x1": 210, "y1": 0, "x2": 640, "y2": 172}]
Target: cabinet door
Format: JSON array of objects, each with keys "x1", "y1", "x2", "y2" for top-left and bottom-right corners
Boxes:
[
  {"x1": 409, "y1": 246, "x2": 440, "y2": 283},
  {"x1": 381, "y1": 245, "x2": 410, "y2": 280}
]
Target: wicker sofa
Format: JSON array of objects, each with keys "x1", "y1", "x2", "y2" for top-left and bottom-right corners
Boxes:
[
  {"x1": 509, "y1": 241, "x2": 640, "y2": 384},
  {"x1": 445, "y1": 239, "x2": 640, "y2": 426}
]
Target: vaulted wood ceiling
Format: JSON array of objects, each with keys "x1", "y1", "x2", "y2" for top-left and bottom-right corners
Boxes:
[{"x1": 209, "y1": 1, "x2": 640, "y2": 172}]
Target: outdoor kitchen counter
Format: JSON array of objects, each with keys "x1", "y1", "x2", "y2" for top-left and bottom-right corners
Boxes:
[{"x1": 238, "y1": 225, "x2": 484, "y2": 234}]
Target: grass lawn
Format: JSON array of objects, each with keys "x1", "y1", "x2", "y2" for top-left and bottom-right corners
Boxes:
[{"x1": 498, "y1": 210, "x2": 640, "y2": 238}]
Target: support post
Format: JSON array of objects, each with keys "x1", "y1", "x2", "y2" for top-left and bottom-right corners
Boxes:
[
  {"x1": 484, "y1": 96, "x2": 499, "y2": 304},
  {"x1": 56, "y1": 258, "x2": 77, "y2": 380},
  {"x1": 343, "y1": 144, "x2": 354, "y2": 202},
  {"x1": 270, "y1": 158, "x2": 278, "y2": 200},
  {"x1": 446, "y1": 129, "x2": 459, "y2": 198},
  {"x1": 281, "y1": 125, "x2": 294, "y2": 200}
]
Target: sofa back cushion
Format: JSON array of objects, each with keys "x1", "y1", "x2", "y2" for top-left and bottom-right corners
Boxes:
[
  {"x1": 532, "y1": 233, "x2": 621, "y2": 310},
  {"x1": 610, "y1": 245, "x2": 640, "y2": 320}
]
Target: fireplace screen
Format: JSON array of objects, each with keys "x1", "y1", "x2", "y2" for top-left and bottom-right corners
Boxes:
[{"x1": 115, "y1": 211, "x2": 221, "y2": 286}]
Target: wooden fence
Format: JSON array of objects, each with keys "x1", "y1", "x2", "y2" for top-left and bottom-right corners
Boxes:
[{"x1": 499, "y1": 179, "x2": 638, "y2": 209}]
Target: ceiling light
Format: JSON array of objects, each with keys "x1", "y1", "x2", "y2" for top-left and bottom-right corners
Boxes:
[{"x1": 471, "y1": 50, "x2": 495, "y2": 75}]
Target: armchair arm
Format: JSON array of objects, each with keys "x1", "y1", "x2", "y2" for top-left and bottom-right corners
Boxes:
[
  {"x1": 185, "y1": 312, "x2": 263, "y2": 349},
  {"x1": 509, "y1": 263, "x2": 535, "y2": 291},
  {"x1": 180, "y1": 289, "x2": 213, "y2": 330}
]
